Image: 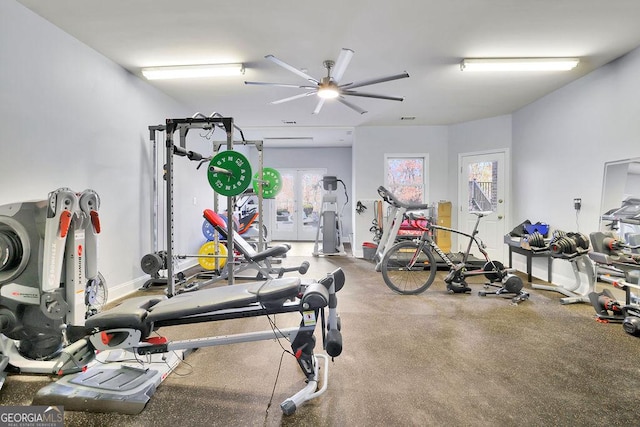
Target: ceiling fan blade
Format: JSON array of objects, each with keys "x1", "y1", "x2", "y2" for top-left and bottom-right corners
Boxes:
[
  {"x1": 341, "y1": 90, "x2": 404, "y2": 102},
  {"x1": 337, "y1": 97, "x2": 367, "y2": 115},
  {"x1": 312, "y1": 98, "x2": 326, "y2": 115},
  {"x1": 245, "y1": 81, "x2": 317, "y2": 89},
  {"x1": 331, "y1": 48, "x2": 354, "y2": 83},
  {"x1": 340, "y1": 72, "x2": 410, "y2": 90},
  {"x1": 271, "y1": 91, "x2": 317, "y2": 105},
  {"x1": 265, "y1": 54, "x2": 320, "y2": 84}
]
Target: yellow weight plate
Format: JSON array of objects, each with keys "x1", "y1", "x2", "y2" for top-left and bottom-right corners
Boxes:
[{"x1": 197, "y1": 241, "x2": 228, "y2": 270}]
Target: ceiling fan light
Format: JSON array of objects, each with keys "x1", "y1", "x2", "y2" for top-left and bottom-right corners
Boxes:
[
  {"x1": 460, "y1": 58, "x2": 579, "y2": 72},
  {"x1": 317, "y1": 86, "x2": 339, "y2": 99},
  {"x1": 141, "y1": 63, "x2": 245, "y2": 80}
]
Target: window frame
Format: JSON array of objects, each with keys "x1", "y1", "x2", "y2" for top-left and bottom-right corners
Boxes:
[{"x1": 383, "y1": 153, "x2": 429, "y2": 203}]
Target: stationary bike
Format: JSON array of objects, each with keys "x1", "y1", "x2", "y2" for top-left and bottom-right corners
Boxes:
[{"x1": 380, "y1": 209, "x2": 526, "y2": 303}]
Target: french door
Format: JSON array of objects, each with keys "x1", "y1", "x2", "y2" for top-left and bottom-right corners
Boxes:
[
  {"x1": 272, "y1": 168, "x2": 326, "y2": 241},
  {"x1": 458, "y1": 150, "x2": 508, "y2": 262}
]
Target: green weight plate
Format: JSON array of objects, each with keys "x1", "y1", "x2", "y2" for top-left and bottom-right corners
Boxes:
[
  {"x1": 207, "y1": 151, "x2": 252, "y2": 196},
  {"x1": 253, "y1": 167, "x2": 282, "y2": 199}
]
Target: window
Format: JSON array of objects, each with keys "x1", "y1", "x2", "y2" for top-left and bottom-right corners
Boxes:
[
  {"x1": 384, "y1": 154, "x2": 428, "y2": 203},
  {"x1": 467, "y1": 160, "x2": 497, "y2": 212}
]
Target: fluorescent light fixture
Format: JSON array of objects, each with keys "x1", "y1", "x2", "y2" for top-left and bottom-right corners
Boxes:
[
  {"x1": 460, "y1": 58, "x2": 579, "y2": 72},
  {"x1": 141, "y1": 63, "x2": 245, "y2": 80}
]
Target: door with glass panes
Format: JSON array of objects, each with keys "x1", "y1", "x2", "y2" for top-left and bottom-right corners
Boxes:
[
  {"x1": 272, "y1": 169, "x2": 326, "y2": 241},
  {"x1": 458, "y1": 151, "x2": 508, "y2": 262}
]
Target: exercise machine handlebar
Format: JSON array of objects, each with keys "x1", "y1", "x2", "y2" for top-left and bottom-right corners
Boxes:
[
  {"x1": 377, "y1": 186, "x2": 430, "y2": 210},
  {"x1": 603, "y1": 237, "x2": 640, "y2": 251},
  {"x1": 276, "y1": 261, "x2": 310, "y2": 278},
  {"x1": 174, "y1": 146, "x2": 234, "y2": 177},
  {"x1": 173, "y1": 145, "x2": 205, "y2": 162},
  {"x1": 193, "y1": 111, "x2": 246, "y2": 142}
]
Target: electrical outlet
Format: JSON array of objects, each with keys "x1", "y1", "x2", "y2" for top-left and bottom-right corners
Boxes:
[{"x1": 573, "y1": 198, "x2": 582, "y2": 211}]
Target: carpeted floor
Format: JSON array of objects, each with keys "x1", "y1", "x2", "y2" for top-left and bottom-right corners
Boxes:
[{"x1": 2, "y1": 246, "x2": 640, "y2": 426}]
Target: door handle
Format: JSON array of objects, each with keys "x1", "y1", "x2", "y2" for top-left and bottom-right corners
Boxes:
[{"x1": 498, "y1": 215, "x2": 503, "y2": 220}]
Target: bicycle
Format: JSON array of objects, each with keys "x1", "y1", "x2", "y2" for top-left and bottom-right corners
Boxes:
[{"x1": 377, "y1": 189, "x2": 526, "y2": 302}]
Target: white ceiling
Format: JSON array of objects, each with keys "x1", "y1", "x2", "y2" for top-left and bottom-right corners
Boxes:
[{"x1": 17, "y1": 0, "x2": 640, "y2": 146}]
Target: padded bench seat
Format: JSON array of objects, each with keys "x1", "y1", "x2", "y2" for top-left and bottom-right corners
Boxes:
[
  {"x1": 84, "y1": 296, "x2": 165, "y2": 332},
  {"x1": 85, "y1": 277, "x2": 301, "y2": 332},
  {"x1": 202, "y1": 208, "x2": 291, "y2": 262}
]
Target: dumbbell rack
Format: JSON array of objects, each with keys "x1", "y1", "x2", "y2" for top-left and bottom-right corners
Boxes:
[{"x1": 532, "y1": 250, "x2": 596, "y2": 304}]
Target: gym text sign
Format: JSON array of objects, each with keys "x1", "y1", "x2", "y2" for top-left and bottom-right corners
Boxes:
[{"x1": 0, "y1": 405, "x2": 64, "y2": 427}]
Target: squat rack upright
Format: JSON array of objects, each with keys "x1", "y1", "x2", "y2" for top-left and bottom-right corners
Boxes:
[{"x1": 149, "y1": 115, "x2": 267, "y2": 296}]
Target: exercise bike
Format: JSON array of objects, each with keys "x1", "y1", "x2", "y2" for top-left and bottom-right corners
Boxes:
[{"x1": 379, "y1": 208, "x2": 526, "y2": 303}]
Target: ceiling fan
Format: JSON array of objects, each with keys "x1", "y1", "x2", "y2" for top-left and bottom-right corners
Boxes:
[{"x1": 245, "y1": 48, "x2": 410, "y2": 115}]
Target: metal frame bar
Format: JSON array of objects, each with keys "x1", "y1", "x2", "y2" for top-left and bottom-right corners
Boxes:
[
  {"x1": 148, "y1": 117, "x2": 271, "y2": 294},
  {"x1": 164, "y1": 117, "x2": 234, "y2": 295},
  {"x1": 162, "y1": 326, "x2": 303, "y2": 352}
]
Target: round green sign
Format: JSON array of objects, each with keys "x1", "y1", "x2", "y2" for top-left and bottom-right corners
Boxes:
[
  {"x1": 253, "y1": 167, "x2": 282, "y2": 199},
  {"x1": 207, "y1": 151, "x2": 252, "y2": 196}
]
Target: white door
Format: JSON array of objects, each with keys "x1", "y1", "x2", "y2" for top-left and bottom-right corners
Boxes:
[
  {"x1": 272, "y1": 169, "x2": 326, "y2": 241},
  {"x1": 458, "y1": 151, "x2": 508, "y2": 262}
]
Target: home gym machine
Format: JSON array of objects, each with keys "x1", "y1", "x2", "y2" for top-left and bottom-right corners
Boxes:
[
  {"x1": 34, "y1": 266, "x2": 344, "y2": 415},
  {"x1": 142, "y1": 113, "x2": 282, "y2": 294},
  {"x1": 0, "y1": 188, "x2": 105, "y2": 389},
  {"x1": 313, "y1": 176, "x2": 347, "y2": 256}
]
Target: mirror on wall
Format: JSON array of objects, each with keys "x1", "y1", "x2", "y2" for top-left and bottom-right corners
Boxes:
[{"x1": 600, "y1": 158, "x2": 640, "y2": 241}]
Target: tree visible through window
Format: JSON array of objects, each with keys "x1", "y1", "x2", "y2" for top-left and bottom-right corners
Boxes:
[{"x1": 385, "y1": 156, "x2": 427, "y2": 203}]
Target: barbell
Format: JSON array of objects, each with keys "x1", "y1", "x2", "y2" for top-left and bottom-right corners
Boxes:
[{"x1": 141, "y1": 245, "x2": 228, "y2": 274}]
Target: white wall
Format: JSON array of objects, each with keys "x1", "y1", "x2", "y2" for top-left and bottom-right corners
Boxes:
[
  {"x1": 0, "y1": 1, "x2": 204, "y2": 300},
  {"x1": 352, "y1": 126, "x2": 448, "y2": 257},
  {"x1": 447, "y1": 115, "x2": 513, "y2": 250},
  {"x1": 512, "y1": 47, "x2": 640, "y2": 285}
]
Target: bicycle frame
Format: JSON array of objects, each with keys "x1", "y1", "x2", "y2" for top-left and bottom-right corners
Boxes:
[
  {"x1": 409, "y1": 213, "x2": 496, "y2": 275},
  {"x1": 379, "y1": 203, "x2": 525, "y2": 301}
]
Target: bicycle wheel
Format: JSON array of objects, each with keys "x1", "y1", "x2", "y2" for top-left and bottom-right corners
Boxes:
[{"x1": 380, "y1": 240, "x2": 437, "y2": 295}]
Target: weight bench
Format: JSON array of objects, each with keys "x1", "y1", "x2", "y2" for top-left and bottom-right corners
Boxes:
[
  {"x1": 199, "y1": 209, "x2": 308, "y2": 284},
  {"x1": 34, "y1": 268, "x2": 344, "y2": 415}
]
